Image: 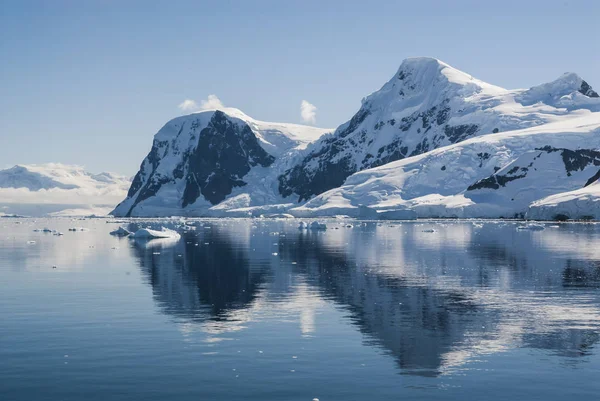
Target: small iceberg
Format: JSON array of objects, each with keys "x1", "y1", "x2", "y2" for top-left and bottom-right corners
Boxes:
[
  {"x1": 133, "y1": 236, "x2": 180, "y2": 249},
  {"x1": 132, "y1": 227, "x2": 181, "y2": 240},
  {"x1": 517, "y1": 223, "x2": 545, "y2": 231},
  {"x1": 110, "y1": 227, "x2": 131, "y2": 237},
  {"x1": 298, "y1": 221, "x2": 308, "y2": 230},
  {"x1": 309, "y1": 221, "x2": 327, "y2": 230}
]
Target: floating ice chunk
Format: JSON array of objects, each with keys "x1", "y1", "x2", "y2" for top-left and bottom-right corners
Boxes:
[
  {"x1": 422, "y1": 228, "x2": 436, "y2": 233},
  {"x1": 132, "y1": 227, "x2": 181, "y2": 239},
  {"x1": 516, "y1": 223, "x2": 545, "y2": 231},
  {"x1": 42, "y1": 228, "x2": 52, "y2": 233},
  {"x1": 298, "y1": 221, "x2": 308, "y2": 230},
  {"x1": 309, "y1": 221, "x2": 327, "y2": 230},
  {"x1": 110, "y1": 227, "x2": 131, "y2": 237}
]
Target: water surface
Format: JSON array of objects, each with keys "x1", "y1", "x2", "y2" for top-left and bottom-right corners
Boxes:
[{"x1": 1, "y1": 218, "x2": 599, "y2": 400}]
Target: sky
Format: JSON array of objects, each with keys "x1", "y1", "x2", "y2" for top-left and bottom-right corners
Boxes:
[{"x1": 1, "y1": 0, "x2": 599, "y2": 176}]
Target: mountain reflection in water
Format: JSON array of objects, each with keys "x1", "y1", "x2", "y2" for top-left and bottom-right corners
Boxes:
[{"x1": 130, "y1": 220, "x2": 600, "y2": 377}]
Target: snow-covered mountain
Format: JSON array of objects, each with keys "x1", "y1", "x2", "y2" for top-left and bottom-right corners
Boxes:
[
  {"x1": 115, "y1": 57, "x2": 600, "y2": 219},
  {"x1": 111, "y1": 108, "x2": 331, "y2": 217},
  {"x1": 0, "y1": 164, "x2": 130, "y2": 216},
  {"x1": 292, "y1": 114, "x2": 600, "y2": 219},
  {"x1": 279, "y1": 57, "x2": 599, "y2": 202}
]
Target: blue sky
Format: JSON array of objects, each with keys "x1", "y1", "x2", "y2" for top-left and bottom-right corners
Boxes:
[{"x1": 1, "y1": 0, "x2": 599, "y2": 175}]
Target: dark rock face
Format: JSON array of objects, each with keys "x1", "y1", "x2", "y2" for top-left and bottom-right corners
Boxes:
[
  {"x1": 182, "y1": 111, "x2": 275, "y2": 206},
  {"x1": 278, "y1": 109, "x2": 371, "y2": 202},
  {"x1": 122, "y1": 111, "x2": 274, "y2": 216},
  {"x1": 128, "y1": 144, "x2": 163, "y2": 198},
  {"x1": 537, "y1": 146, "x2": 600, "y2": 176},
  {"x1": 584, "y1": 169, "x2": 600, "y2": 187},
  {"x1": 467, "y1": 147, "x2": 600, "y2": 192},
  {"x1": 467, "y1": 168, "x2": 527, "y2": 191},
  {"x1": 579, "y1": 81, "x2": 599, "y2": 98},
  {"x1": 278, "y1": 154, "x2": 354, "y2": 202},
  {"x1": 444, "y1": 124, "x2": 479, "y2": 144},
  {"x1": 278, "y1": 99, "x2": 483, "y2": 202},
  {"x1": 126, "y1": 144, "x2": 168, "y2": 207}
]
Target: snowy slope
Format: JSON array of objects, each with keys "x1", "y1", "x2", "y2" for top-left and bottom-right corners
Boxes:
[
  {"x1": 279, "y1": 57, "x2": 600, "y2": 202},
  {"x1": 527, "y1": 180, "x2": 600, "y2": 220},
  {"x1": 0, "y1": 164, "x2": 131, "y2": 216},
  {"x1": 112, "y1": 108, "x2": 331, "y2": 217},
  {"x1": 291, "y1": 114, "x2": 600, "y2": 218}
]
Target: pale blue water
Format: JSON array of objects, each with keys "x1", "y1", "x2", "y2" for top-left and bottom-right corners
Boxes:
[{"x1": 1, "y1": 218, "x2": 599, "y2": 400}]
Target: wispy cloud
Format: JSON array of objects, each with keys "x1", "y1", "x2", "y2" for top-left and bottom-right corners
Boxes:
[
  {"x1": 178, "y1": 99, "x2": 199, "y2": 112},
  {"x1": 199, "y1": 94, "x2": 224, "y2": 110},
  {"x1": 301, "y1": 100, "x2": 317, "y2": 124},
  {"x1": 178, "y1": 95, "x2": 225, "y2": 112}
]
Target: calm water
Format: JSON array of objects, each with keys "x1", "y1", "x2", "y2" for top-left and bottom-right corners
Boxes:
[{"x1": 1, "y1": 218, "x2": 600, "y2": 400}]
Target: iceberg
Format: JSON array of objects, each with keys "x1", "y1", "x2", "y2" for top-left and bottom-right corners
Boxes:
[
  {"x1": 132, "y1": 227, "x2": 181, "y2": 240},
  {"x1": 110, "y1": 227, "x2": 131, "y2": 237}
]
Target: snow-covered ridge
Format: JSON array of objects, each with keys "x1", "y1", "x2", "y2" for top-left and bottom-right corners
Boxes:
[
  {"x1": 0, "y1": 163, "x2": 131, "y2": 216},
  {"x1": 112, "y1": 109, "x2": 331, "y2": 217},
  {"x1": 155, "y1": 107, "x2": 329, "y2": 156},
  {"x1": 293, "y1": 113, "x2": 600, "y2": 219},
  {"x1": 278, "y1": 57, "x2": 600, "y2": 201},
  {"x1": 115, "y1": 57, "x2": 600, "y2": 219}
]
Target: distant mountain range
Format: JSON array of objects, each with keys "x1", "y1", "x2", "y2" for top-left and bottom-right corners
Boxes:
[
  {"x1": 110, "y1": 57, "x2": 600, "y2": 220},
  {"x1": 0, "y1": 164, "x2": 130, "y2": 217}
]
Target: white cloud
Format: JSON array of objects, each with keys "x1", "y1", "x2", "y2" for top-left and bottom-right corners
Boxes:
[
  {"x1": 178, "y1": 95, "x2": 225, "y2": 113},
  {"x1": 178, "y1": 99, "x2": 198, "y2": 112},
  {"x1": 199, "y1": 94, "x2": 225, "y2": 110},
  {"x1": 301, "y1": 100, "x2": 317, "y2": 124}
]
